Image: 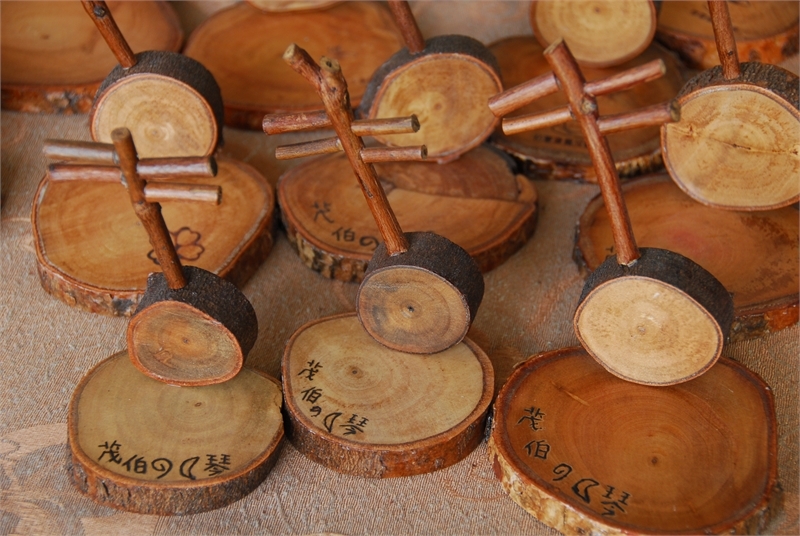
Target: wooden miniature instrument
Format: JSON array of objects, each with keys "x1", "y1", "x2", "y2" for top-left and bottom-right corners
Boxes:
[
  {"x1": 488, "y1": 37, "x2": 684, "y2": 182},
  {"x1": 657, "y1": 0, "x2": 799, "y2": 70},
  {"x1": 92, "y1": 129, "x2": 257, "y2": 387},
  {"x1": 530, "y1": 0, "x2": 657, "y2": 68},
  {"x1": 183, "y1": 2, "x2": 403, "y2": 130},
  {"x1": 82, "y1": 0, "x2": 224, "y2": 157},
  {"x1": 358, "y1": 0, "x2": 502, "y2": 163},
  {"x1": 661, "y1": 0, "x2": 800, "y2": 211},
  {"x1": 265, "y1": 44, "x2": 484, "y2": 355},
  {"x1": 489, "y1": 347, "x2": 777, "y2": 534},
  {"x1": 576, "y1": 174, "x2": 799, "y2": 342},
  {"x1": 1, "y1": 1, "x2": 182, "y2": 114},
  {"x1": 492, "y1": 40, "x2": 734, "y2": 386}
]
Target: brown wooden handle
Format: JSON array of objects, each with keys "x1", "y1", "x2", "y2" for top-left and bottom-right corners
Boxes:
[
  {"x1": 112, "y1": 127, "x2": 186, "y2": 289},
  {"x1": 275, "y1": 137, "x2": 342, "y2": 160},
  {"x1": 708, "y1": 0, "x2": 740, "y2": 80},
  {"x1": 584, "y1": 59, "x2": 666, "y2": 96},
  {"x1": 387, "y1": 0, "x2": 425, "y2": 54},
  {"x1": 502, "y1": 107, "x2": 573, "y2": 136},
  {"x1": 361, "y1": 145, "x2": 427, "y2": 163},
  {"x1": 264, "y1": 112, "x2": 420, "y2": 136},
  {"x1": 488, "y1": 73, "x2": 560, "y2": 118},
  {"x1": 283, "y1": 43, "x2": 409, "y2": 255},
  {"x1": 43, "y1": 139, "x2": 115, "y2": 163},
  {"x1": 545, "y1": 41, "x2": 639, "y2": 265},
  {"x1": 81, "y1": 0, "x2": 137, "y2": 68}
]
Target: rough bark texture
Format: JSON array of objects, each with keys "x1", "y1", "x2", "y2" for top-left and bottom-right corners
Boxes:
[
  {"x1": 489, "y1": 347, "x2": 778, "y2": 535},
  {"x1": 133, "y1": 266, "x2": 258, "y2": 358},
  {"x1": 676, "y1": 61, "x2": 799, "y2": 107},
  {"x1": 1, "y1": 83, "x2": 99, "y2": 114},
  {"x1": 282, "y1": 313, "x2": 494, "y2": 478},
  {"x1": 358, "y1": 34, "x2": 502, "y2": 163},
  {"x1": 68, "y1": 352, "x2": 284, "y2": 515},
  {"x1": 578, "y1": 247, "x2": 735, "y2": 344}
]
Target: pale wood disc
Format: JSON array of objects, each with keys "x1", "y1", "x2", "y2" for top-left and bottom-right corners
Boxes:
[
  {"x1": 128, "y1": 301, "x2": 243, "y2": 386},
  {"x1": 662, "y1": 84, "x2": 800, "y2": 210},
  {"x1": 183, "y1": 2, "x2": 404, "y2": 129},
  {"x1": 278, "y1": 148, "x2": 538, "y2": 282},
  {"x1": 0, "y1": 1, "x2": 182, "y2": 114},
  {"x1": 282, "y1": 313, "x2": 494, "y2": 478},
  {"x1": 575, "y1": 275, "x2": 723, "y2": 385},
  {"x1": 33, "y1": 157, "x2": 276, "y2": 316},
  {"x1": 576, "y1": 175, "x2": 799, "y2": 341},
  {"x1": 489, "y1": 347, "x2": 777, "y2": 535},
  {"x1": 362, "y1": 36, "x2": 503, "y2": 163},
  {"x1": 489, "y1": 37, "x2": 683, "y2": 182},
  {"x1": 656, "y1": 1, "x2": 800, "y2": 70},
  {"x1": 68, "y1": 351, "x2": 284, "y2": 515},
  {"x1": 530, "y1": 0, "x2": 656, "y2": 68},
  {"x1": 91, "y1": 73, "x2": 218, "y2": 158}
]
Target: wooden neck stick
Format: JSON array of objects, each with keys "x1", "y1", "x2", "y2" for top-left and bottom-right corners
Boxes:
[
  {"x1": 545, "y1": 41, "x2": 639, "y2": 265},
  {"x1": 81, "y1": 0, "x2": 137, "y2": 69},
  {"x1": 387, "y1": 0, "x2": 425, "y2": 55},
  {"x1": 283, "y1": 44, "x2": 409, "y2": 256},
  {"x1": 708, "y1": 0, "x2": 740, "y2": 80},
  {"x1": 112, "y1": 128, "x2": 186, "y2": 288}
]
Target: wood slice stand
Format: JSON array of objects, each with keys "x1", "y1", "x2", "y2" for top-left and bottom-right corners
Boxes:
[
  {"x1": 488, "y1": 37, "x2": 684, "y2": 182},
  {"x1": 68, "y1": 351, "x2": 284, "y2": 515},
  {"x1": 282, "y1": 313, "x2": 494, "y2": 478},
  {"x1": 33, "y1": 157, "x2": 276, "y2": 316},
  {"x1": 278, "y1": 147, "x2": 538, "y2": 282},
  {"x1": 182, "y1": 2, "x2": 404, "y2": 130},
  {"x1": 0, "y1": 1, "x2": 182, "y2": 114},
  {"x1": 489, "y1": 347, "x2": 778, "y2": 535},
  {"x1": 575, "y1": 174, "x2": 799, "y2": 342},
  {"x1": 657, "y1": 1, "x2": 799, "y2": 70},
  {"x1": 529, "y1": 0, "x2": 657, "y2": 68}
]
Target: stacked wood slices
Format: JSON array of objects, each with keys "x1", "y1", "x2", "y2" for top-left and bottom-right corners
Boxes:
[{"x1": 5, "y1": 0, "x2": 797, "y2": 528}]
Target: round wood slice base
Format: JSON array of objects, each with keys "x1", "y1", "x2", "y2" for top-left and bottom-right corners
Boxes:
[
  {"x1": 359, "y1": 35, "x2": 502, "y2": 163},
  {"x1": 68, "y1": 351, "x2": 284, "y2": 515},
  {"x1": 661, "y1": 65, "x2": 800, "y2": 211},
  {"x1": 183, "y1": 2, "x2": 404, "y2": 130},
  {"x1": 530, "y1": 0, "x2": 657, "y2": 68},
  {"x1": 32, "y1": 157, "x2": 276, "y2": 316},
  {"x1": 0, "y1": 1, "x2": 182, "y2": 114},
  {"x1": 488, "y1": 37, "x2": 684, "y2": 182},
  {"x1": 576, "y1": 175, "x2": 799, "y2": 341},
  {"x1": 278, "y1": 147, "x2": 538, "y2": 282},
  {"x1": 656, "y1": 1, "x2": 800, "y2": 70},
  {"x1": 282, "y1": 313, "x2": 494, "y2": 478},
  {"x1": 489, "y1": 347, "x2": 778, "y2": 535}
]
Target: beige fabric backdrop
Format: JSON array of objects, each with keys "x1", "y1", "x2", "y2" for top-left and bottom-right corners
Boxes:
[{"x1": 1, "y1": 2, "x2": 798, "y2": 534}]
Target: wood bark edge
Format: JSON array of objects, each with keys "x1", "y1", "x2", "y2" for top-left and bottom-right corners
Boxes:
[{"x1": 282, "y1": 313, "x2": 495, "y2": 478}]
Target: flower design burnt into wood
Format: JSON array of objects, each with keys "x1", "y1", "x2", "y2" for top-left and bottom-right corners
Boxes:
[{"x1": 148, "y1": 227, "x2": 206, "y2": 264}]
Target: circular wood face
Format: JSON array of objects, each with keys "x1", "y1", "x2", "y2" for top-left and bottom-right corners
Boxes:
[
  {"x1": 575, "y1": 276, "x2": 723, "y2": 385},
  {"x1": 68, "y1": 351, "x2": 284, "y2": 515},
  {"x1": 489, "y1": 37, "x2": 683, "y2": 181},
  {"x1": 183, "y1": 2, "x2": 403, "y2": 129},
  {"x1": 489, "y1": 347, "x2": 777, "y2": 535},
  {"x1": 530, "y1": 0, "x2": 656, "y2": 68},
  {"x1": 128, "y1": 301, "x2": 242, "y2": 386},
  {"x1": 278, "y1": 148, "x2": 538, "y2": 282},
  {"x1": 282, "y1": 313, "x2": 494, "y2": 478},
  {"x1": 0, "y1": 1, "x2": 182, "y2": 113},
  {"x1": 576, "y1": 175, "x2": 799, "y2": 341},
  {"x1": 358, "y1": 265, "x2": 470, "y2": 354},
  {"x1": 662, "y1": 84, "x2": 800, "y2": 210},
  {"x1": 33, "y1": 157, "x2": 275, "y2": 315},
  {"x1": 367, "y1": 51, "x2": 502, "y2": 162},
  {"x1": 656, "y1": 1, "x2": 799, "y2": 69},
  {"x1": 91, "y1": 74, "x2": 217, "y2": 158}
]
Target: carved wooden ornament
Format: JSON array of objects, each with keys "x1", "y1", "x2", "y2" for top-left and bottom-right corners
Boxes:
[
  {"x1": 68, "y1": 351, "x2": 284, "y2": 515},
  {"x1": 283, "y1": 314, "x2": 493, "y2": 477},
  {"x1": 82, "y1": 0, "x2": 224, "y2": 157},
  {"x1": 489, "y1": 347, "x2": 778, "y2": 534},
  {"x1": 264, "y1": 44, "x2": 485, "y2": 355},
  {"x1": 661, "y1": 0, "x2": 800, "y2": 211},
  {"x1": 358, "y1": 0, "x2": 502, "y2": 163},
  {"x1": 491, "y1": 40, "x2": 734, "y2": 385}
]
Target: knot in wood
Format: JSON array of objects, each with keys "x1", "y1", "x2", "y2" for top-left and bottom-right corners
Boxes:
[
  {"x1": 93, "y1": 6, "x2": 107, "y2": 18},
  {"x1": 580, "y1": 98, "x2": 597, "y2": 115}
]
